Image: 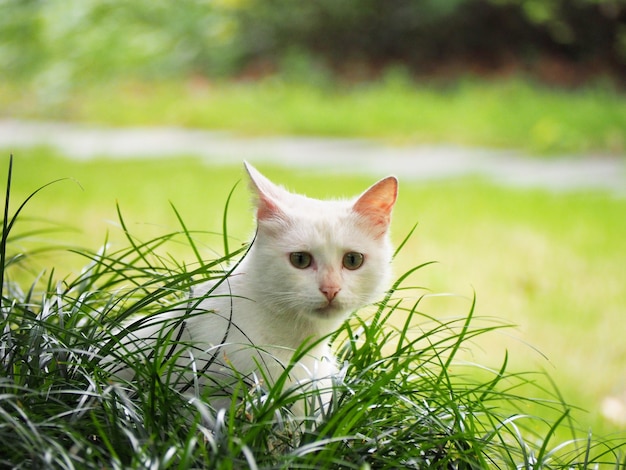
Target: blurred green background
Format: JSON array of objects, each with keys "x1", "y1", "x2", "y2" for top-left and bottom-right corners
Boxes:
[
  {"x1": 3, "y1": 0, "x2": 626, "y2": 85},
  {"x1": 2, "y1": 0, "x2": 626, "y2": 153},
  {"x1": 2, "y1": 0, "x2": 626, "y2": 439}
]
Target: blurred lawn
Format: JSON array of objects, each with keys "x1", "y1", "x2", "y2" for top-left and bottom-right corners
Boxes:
[
  {"x1": 2, "y1": 77, "x2": 625, "y2": 155},
  {"x1": 6, "y1": 148, "x2": 626, "y2": 437}
]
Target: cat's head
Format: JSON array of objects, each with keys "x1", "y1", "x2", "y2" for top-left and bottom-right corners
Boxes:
[{"x1": 243, "y1": 162, "x2": 398, "y2": 323}]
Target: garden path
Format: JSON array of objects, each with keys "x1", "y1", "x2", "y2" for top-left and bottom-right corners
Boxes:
[{"x1": 1, "y1": 119, "x2": 624, "y2": 195}]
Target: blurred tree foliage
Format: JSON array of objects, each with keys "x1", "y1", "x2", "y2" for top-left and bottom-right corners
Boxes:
[
  {"x1": 0, "y1": 0, "x2": 227, "y2": 84},
  {"x1": 232, "y1": 0, "x2": 626, "y2": 81},
  {"x1": 1, "y1": 0, "x2": 625, "y2": 86}
]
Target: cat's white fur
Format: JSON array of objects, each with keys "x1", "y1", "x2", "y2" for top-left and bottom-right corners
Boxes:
[{"x1": 117, "y1": 162, "x2": 397, "y2": 415}]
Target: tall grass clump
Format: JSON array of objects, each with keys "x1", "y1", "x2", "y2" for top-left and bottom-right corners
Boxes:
[{"x1": 1, "y1": 156, "x2": 624, "y2": 468}]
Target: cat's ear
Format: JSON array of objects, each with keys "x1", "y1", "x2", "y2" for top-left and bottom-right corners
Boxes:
[
  {"x1": 353, "y1": 176, "x2": 398, "y2": 237},
  {"x1": 244, "y1": 161, "x2": 285, "y2": 220}
]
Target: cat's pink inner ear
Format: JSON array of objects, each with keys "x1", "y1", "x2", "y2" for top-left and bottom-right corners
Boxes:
[
  {"x1": 255, "y1": 193, "x2": 280, "y2": 220},
  {"x1": 244, "y1": 161, "x2": 284, "y2": 220},
  {"x1": 353, "y1": 176, "x2": 398, "y2": 236}
]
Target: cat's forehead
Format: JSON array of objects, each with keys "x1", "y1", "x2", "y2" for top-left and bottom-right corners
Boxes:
[
  {"x1": 281, "y1": 192, "x2": 352, "y2": 213},
  {"x1": 275, "y1": 194, "x2": 366, "y2": 233},
  {"x1": 279, "y1": 204, "x2": 373, "y2": 248}
]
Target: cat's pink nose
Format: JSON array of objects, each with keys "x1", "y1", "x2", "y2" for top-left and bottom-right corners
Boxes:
[{"x1": 320, "y1": 286, "x2": 341, "y2": 302}]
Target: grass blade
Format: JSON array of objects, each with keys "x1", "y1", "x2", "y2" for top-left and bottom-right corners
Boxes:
[
  {"x1": 222, "y1": 180, "x2": 240, "y2": 257},
  {"x1": 0, "y1": 155, "x2": 12, "y2": 314},
  {"x1": 169, "y1": 201, "x2": 203, "y2": 267}
]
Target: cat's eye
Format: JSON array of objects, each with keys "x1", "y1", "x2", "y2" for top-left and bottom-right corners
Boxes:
[
  {"x1": 343, "y1": 252, "x2": 364, "y2": 270},
  {"x1": 290, "y1": 252, "x2": 313, "y2": 269}
]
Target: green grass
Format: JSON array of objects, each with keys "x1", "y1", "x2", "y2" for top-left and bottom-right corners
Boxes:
[
  {"x1": 2, "y1": 76, "x2": 625, "y2": 155},
  {"x1": 7, "y1": 148, "x2": 626, "y2": 438},
  {"x1": 401, "y1": 179, "x2": 626, "y2": 435},
  {"x1": 3, "y1": 152, "x2": 626, "y2": 468}
]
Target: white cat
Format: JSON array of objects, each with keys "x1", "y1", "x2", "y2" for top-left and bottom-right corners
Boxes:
[{"x1": 116, "y1": 162, "x2": 397, "y2": 416}]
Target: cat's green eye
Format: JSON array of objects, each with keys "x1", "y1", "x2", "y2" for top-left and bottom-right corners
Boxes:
[
  {"x1": 290, "y1": 252, "x2": 313, "y2": 269},
  {"x1": 343, "y1": 252, "x2": 364, "y2": 270}
]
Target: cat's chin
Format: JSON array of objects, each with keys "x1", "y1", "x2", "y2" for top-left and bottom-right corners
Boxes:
[{"x1": 311, "y1": 303, "x2": 348, "y2": 320}]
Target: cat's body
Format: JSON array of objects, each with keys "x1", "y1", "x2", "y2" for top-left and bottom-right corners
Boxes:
[{"x1": 116, "y1": 163, "x2": 397, "y2": 414}]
